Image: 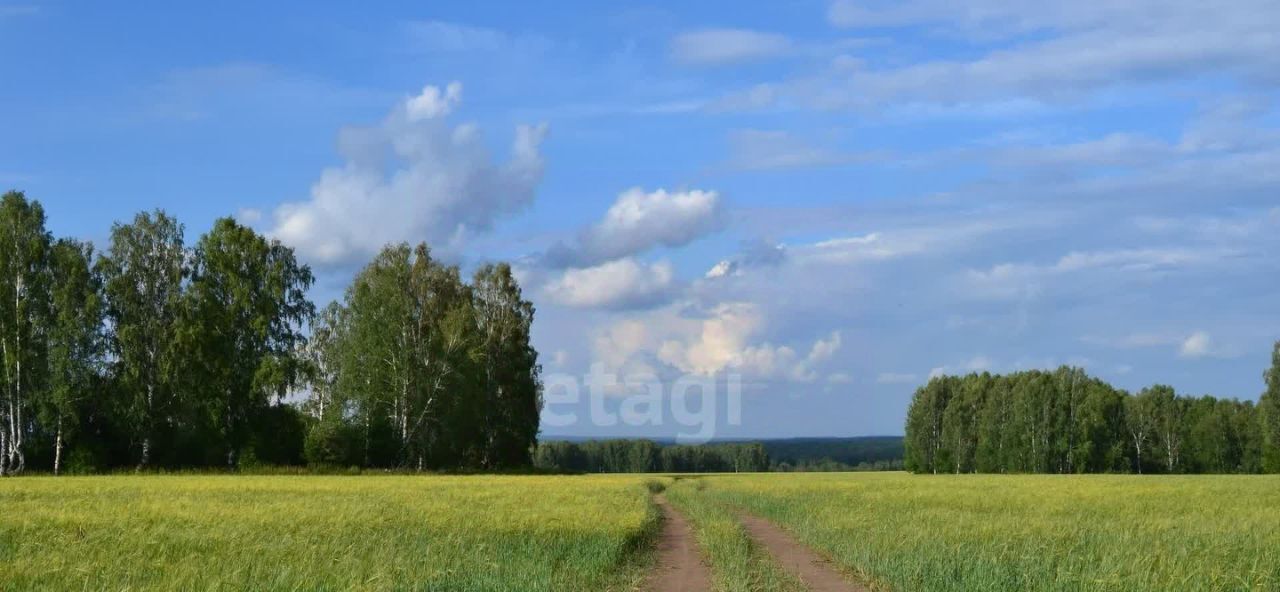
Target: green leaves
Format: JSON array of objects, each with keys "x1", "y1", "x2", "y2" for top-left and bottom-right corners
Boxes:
[
  {"x1": 305, "y1": 244, "x2": 541, "y2": 470},
  {"x1": 1261, "y1": 342, "x2": 1280, "y2": 472},
  {"x1": 907, "y1": 366, "x2": 1269, "y2": 475},
  {"x1": 0, "y1": 196, "x2": 541, "y2": 473},
  {"x1": 184, "y1": 217, "x2": 314, "y2": 467}
]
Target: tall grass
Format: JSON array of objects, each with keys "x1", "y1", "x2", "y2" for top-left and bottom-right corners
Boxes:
[
  {"x1": 0, "y1": 475, "x2": 658, "y2": 591},
  {"x1": 697, "y1": 472, "x2": 1280, "y2": 592}
]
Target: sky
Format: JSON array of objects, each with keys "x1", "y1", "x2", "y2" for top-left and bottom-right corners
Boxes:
[{"x1": 3, "y1": 1, "x2": 1279, "y2": 440}]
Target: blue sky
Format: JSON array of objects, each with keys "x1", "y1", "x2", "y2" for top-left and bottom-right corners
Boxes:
[{"x1": 3, "y1": 1, "x2": 1279, "y2": 438}]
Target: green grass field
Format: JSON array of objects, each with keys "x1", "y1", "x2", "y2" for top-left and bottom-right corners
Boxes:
[
  {"x1": 686, "y1": 472, "x2": 1280, "y2": 592},
  {"x1": 3, "y1": 473, "x2": 1277, "y2": 591},
  {"x1": 0, "y1": 475, "x2": 657, "y2": 592}
]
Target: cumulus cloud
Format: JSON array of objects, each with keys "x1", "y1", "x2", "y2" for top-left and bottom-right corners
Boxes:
[
  {"x1": 670, "y1": 29, "x2": 792, "y2": 66},
  {"x1": 266, "y1": 82, "x2": 547, "y2": 266},
  {"x1": 1179, "y1": 331, "x2": 1213, "y2": 358},
  {"x1": 404, "y1": 81, "x2": 462, "y2": 120},
  {"x1": 545, "y1": 188, "x2": 726, "y2": 268},
  {"x1": 585, "y1": 302, "x2": 844, "y2": 383},
  {"x1": 544, "y1": 258, "x2": 675, "y2": 310}
]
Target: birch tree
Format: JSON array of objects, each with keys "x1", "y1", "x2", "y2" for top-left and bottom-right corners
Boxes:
[
  {"x1": 303, "y1": 301, "x2": 346, "y2": 420},
  {"x1": 42, "y1": 238, "x2": 105, "y2": 474},
  {"x1": 0, "y1": 192, "x2": 51, "y2": 476},
  {"x1": 99, "y1": 210, "x2": 186, "y2": 469},
  {"x1": 185, "y1": 218, "x2": 313, "y2": 468},
  {"x1": 473, "y1": 263, "x2": 541, "y2": 469}
]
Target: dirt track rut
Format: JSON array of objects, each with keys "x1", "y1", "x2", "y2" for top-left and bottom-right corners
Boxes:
[
  {"x1": 647, "y1": 495, "x2": 713, "y2": 592},
  {"x1": 737, "y1": 513, "x2": 868, "y2": 592}
]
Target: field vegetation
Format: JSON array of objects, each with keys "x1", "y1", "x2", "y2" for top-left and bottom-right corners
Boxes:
[
  {"x1": 688, "y1": 472, "x2": 1280, "y2": 591},
  {"x1": 0, "y1": 475, "x2": 656, "y2": 591},
  {"x1": 4, "y1": 472, "x2": 1277, "y2": 591}
]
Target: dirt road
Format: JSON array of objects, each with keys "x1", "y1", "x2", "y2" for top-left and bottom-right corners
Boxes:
[
  {"x1": 646, "y1": 495, "x2": 713, "y2": 592},
  {"x1": 737, "y1": 513, "x2": 868, "y2": 592}
]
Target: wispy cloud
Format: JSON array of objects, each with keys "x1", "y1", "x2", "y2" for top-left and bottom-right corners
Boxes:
[{"x1": 670, "y1": 28, "x2": 792, "y2": 66}]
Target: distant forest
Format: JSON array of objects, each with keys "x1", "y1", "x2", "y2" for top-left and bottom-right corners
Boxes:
[
  {"x1": 0, "y1": 191, "x2": 540, "y2": 475},
  {"x1": 905, "y1": 346, "x2": 1280, "y2": 474},
  {"x1": 534, "y1": 437, "x2": 905, "y2": 473}
]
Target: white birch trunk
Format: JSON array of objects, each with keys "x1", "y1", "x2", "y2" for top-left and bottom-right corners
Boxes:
[{"x1": 54, "y1": 417, "x2": 63, "y2": 476}]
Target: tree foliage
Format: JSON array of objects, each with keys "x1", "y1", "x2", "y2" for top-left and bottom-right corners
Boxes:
[
  {"x1": 533, "y1": 439, "x2": 770, "y2": 473},
  {"x1": 300, "y1": 244, "x2": 542, "y2": 471},
  {"x1": 906, "y1": 367, "x2": 1268, "y2": 474},
  {"x1": 0, "y1": 193, "x2": 543, "y2": 474},
  {"x1": 1261, "y1": 341, "x2": 1280, "y2": 472}
]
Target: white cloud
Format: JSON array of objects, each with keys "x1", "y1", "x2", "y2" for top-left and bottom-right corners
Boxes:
[
  {"x1": 670, "y1": 29, "x2": 792, "y2": 66},
  {"x1": 648, "y1": 303, "x2": 842, "y2": 381},
  {"x1": 704, "y1": 238, "x2": 786, "y2": 279},
  {"x1": 266, "y1": 82, "x2": 547, "y2": 267},
  {"x1": 723, "y1": 1, "x2": 1280, "y2": 113},
  {"x1": 545, "y1": 188, "x2": 725, "y2": 268},
  {"x1": 1179, "y1": 331, "x2": 1212, "y2": 358},
  {"x1": 544, "y1": 258, "x2": 675, "y2": 310},
  {"x1": 705, "y1": 260, "x2": 735, "y2": 279},
  {"x1": 802, "y1": 233, "x2": 902, "y2": 263},
  {"x1": 1083, "y1": 330, "x2": 1232, "y2": 360},
  {"x1": 787, "y1": 220, "x2": 1018, "y2": 268},
  {"x1": 404, "y1": 81, "x2": 462, "y2": 120},
  {"x1": 737, "y1": 331, "x2": 843, "y2": 382},
  {"x1": 583, "y1": 301, "x2": 843, "y2": 385},
  {"x1": 963, "y1": 247, "x2": 1239, "y2": 301}
]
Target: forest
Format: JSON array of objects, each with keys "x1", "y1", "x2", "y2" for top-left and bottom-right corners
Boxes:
[
  {"x1": 533, "y1": 439, "x2": 771, "y2": 473},
  {"x1": 0, "y1": 191, "x2": 541, "y2": 475},
  {"x1": 533, "y1": 437, "x2": 907, "y2": 473},
  {"x1": 763, "y1": 436, "x2": 904, "y2": 471},
  {"x1": 904, "y1": 350, "x2": 1280, "y2": 474}
]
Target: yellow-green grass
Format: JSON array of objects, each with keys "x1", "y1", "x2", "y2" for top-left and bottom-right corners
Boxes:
[
  {"x1": 0, "y1": 475, "x2": 658, "y2": 592},
  {"x1": 693, "y1": 472, "x2": 1280, "y2": 592},
  {"x1": 664, "y1": 478, "x2": 806, "y2": 592}
]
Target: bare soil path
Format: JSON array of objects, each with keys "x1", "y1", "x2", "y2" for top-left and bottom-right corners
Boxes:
[
  {"x1": 647, "y1": 495, "x2": 713, "y2": 592},
  {"x1": 737, "y1": 513, "x2": 869, "y2": 592}
]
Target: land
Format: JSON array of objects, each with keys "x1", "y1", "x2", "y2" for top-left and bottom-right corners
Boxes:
[{"x1": 2, "y1": 472, "x2": 1277, "y2": 591}]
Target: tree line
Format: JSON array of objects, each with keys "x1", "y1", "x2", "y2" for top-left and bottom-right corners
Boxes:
[
  {"x1": 763, "y1": 436, "x2": 904, "y2": 471},
  {"x1": 534, "y1": 439, "x2": 771, "y2": 473},
  {"x1": 0, "y1": 191, "x2": 541, "y2": 475},
  {"x1": 905, "y1": 346, "x2": 1280, "y2": 474}
]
